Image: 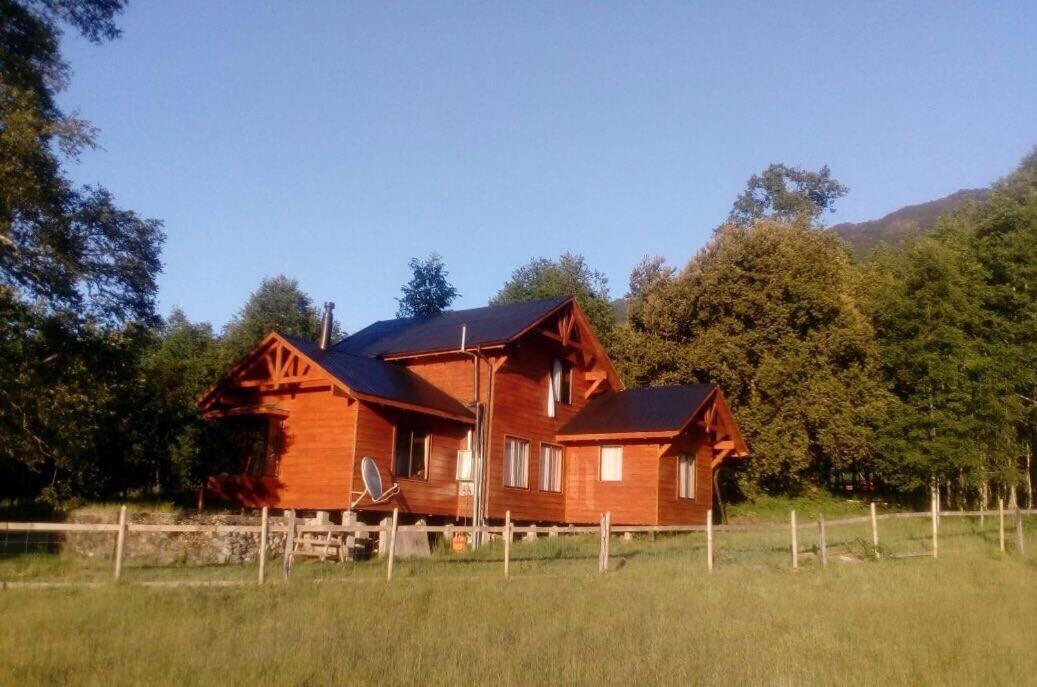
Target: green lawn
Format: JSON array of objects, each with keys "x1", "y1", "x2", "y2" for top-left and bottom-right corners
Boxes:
[{"x1": 0, "y1": 513, "x2": 1034, "y2": 686}]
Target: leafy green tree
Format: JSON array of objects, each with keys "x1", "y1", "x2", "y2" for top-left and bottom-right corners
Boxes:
[
  {"x1": 219, "y1": 275, "x2": 335, "y2": 367},
  {"x1": 493, "y1": 252, "x2": 616, "y2": 346},
  {"x1": 396, "y1": 253, "x2": 459, "y2": 318},
  {"x1": 620, "y1": 219, "x2": 892, "y2": 495},
  {"x1": 865, "y1": 150, "x2": 1037, "y2": 503},
  {"x1": 138, "y1": 310, "x2": 223, "y2": 493},
  {"x1": 729, "y1": 164, "x2": 848, "y2": 227},
  {"x1": 0, "y1": 0, "x2": 164, "y2": 504}
]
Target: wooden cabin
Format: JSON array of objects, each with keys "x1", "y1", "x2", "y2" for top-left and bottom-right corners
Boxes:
[{"x1": 199, "y1": 297, "x2": 748, "y2": 525}]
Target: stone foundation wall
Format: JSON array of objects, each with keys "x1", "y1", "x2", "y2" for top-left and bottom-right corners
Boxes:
[{"x1": 64, "y1": 510, "x2": 289, "y2": 566}]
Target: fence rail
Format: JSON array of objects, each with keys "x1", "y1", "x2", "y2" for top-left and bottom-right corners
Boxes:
[{"x1": 1, "y1": 504, "x2": 1033, "y2": 588}]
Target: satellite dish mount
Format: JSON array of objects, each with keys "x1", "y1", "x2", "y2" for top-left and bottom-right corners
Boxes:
[{"x1": 350, "y1": 456, "x2": 400, "y2": 509}]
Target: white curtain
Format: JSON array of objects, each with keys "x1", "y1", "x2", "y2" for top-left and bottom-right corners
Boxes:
[{"x1": 547, "y1": 365, "x2": 556, "y2": 418}]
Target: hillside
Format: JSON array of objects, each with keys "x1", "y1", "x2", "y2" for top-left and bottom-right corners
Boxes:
[{"x1": 832, "y1": 188, "x2": 990, "y2": 259}]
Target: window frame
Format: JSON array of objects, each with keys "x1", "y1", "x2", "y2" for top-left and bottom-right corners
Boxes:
[
  {"x1": 503, "y1": 435, "x2": 531, "y2": 490},
  {"x1": 677, "y1": 453, "x2": 696, "y2": 500},
  {"x1": 539, "y1": 442, "x2": 564, "y2": 493},
  {"x1": 599, "y1": 445, "x2": 623, "y2": 482},
  {"x1": 392, "y1": 424, "x2": 431, "y2": 481}
]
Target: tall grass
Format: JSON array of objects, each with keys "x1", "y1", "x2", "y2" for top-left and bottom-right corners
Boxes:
[{"x1": 0, "y1": 515, "x2": 1034, "y2": 686}]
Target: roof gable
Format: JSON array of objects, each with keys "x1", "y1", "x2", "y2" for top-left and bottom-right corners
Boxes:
[
  {"x1": 333, "y1": 296, "x2": 571, "y2": 357},
  {"x1": 281, "y1": 335, "x2": 474, "y2": 421},
  {"x1": 200, "y1": 333, "x2": 473, "y2": 423}
]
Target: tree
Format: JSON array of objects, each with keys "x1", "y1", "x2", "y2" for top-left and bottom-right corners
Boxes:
[
  {"x1": 219, "y1": 275, "x2": 335, "y2": 366},
  {"x1": 396, "y1": 253, "x2": 459, "y2": 318},
  {"x1": 138, "y1": 310, "x2": 222, "y2": 494},
  {"x1": 729, "y1": 164, "x2": 848, "y2": 227},
  {"x1": 492, "y1": 252, "x2": 616, "y2": 346},
  {"x1": 0, "y1": 0, "x2": 164, "y2": 504},
  {"x1": 619, "y1": 219, "x2": 891, "y2": 495},
  {"x1": 864, "y1": 149, "x2": 1037, "y2": 504}
]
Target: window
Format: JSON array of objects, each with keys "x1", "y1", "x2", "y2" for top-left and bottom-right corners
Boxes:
[
  {"x1": 600, "y1": 446, "x2": 623, "y2": 482},
  {"x1": 547, "y1": 358, "x2": 573, "y2": 418},
  {"x1": 678, "y1": 454, "x2": 696, "y2": 499},
  {"x1": 233, "y1": 417, "x2": 282, "y2": 477},
  {"x1": 552, "y1": 359, "x2": 572, "y2": 405},
  {"x1": 540, "y1": 444, "x2": 563, "y2": 492},
  {"x1": 504, "y1": 437, "x2": 530, "y2": 488},
  {"x1": 393, "y1": 425, "x2": 429, "y2": 479},
  {"x1": 456, "y1": 449, "x2": 473, "y2": 481}
]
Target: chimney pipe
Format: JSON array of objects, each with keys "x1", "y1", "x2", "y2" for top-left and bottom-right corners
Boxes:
[{"x1": 319, "y1": 302, "x2": 335, "y2": 351}]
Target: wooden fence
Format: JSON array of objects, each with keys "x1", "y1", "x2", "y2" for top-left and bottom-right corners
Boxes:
[{"x1": 1, "y1": 502, "x2": 1033, "y2": 588}]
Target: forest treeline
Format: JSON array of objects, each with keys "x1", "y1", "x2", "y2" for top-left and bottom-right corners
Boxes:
[{"x1": 1, "y1": 1, "x2": 1033, "y2": 509}]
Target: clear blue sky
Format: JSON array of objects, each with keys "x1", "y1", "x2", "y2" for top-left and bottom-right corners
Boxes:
[{"x1": 58, "y1": 1, "x2": 1037, "y2": 334}]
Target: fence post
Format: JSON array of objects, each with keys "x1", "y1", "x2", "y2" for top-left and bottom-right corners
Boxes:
[
  {"x1": 870, "y1": 502, "x2": 880, "y2": 560},
  {"x1": 999, "y1": 498, "x2": 1006, "y2": 553},
  {"x1": 258, "y1": 506, "x2": 269, "y2": 585},
  {"x1": 817, "y1": 514, "x2": 827, "y2": 568},
  {"x1": 386, "y1": 507, "x2": 399, "y2": 581},
  {"x1": 706, "y1": 508, "x2": 714, "y2": 572},
  {"x1": 282, "y1": 509, "x2": 296, "y2": 581},
  {"x1": 790, "y1": 510, "x2": 798, "y2": 569},
  {"x1": 504, "y1": 510, "x2": 512, "y2": 580},
  {"x1": 113, "y1": 505, "x2": 128, "y2": 581},
  {"x1": 931, "y1": 494, "x2": 939, "y2": 560},
  {"x1": 605, "y1": 512, "x2": 611, "y2": 571},
  {"x1": 598, "y1": 513, "x2": 607, "y2": 574},
  {"x1": 1015, "y1": 507, "x2": 1025, "y2": 556}
]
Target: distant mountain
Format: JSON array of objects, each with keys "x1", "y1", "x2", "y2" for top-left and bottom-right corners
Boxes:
[{"x1": 832, "y1": 188, "x2": 990, "y2": 259}]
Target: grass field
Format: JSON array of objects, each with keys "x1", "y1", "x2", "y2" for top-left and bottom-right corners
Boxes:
[{"x1": 1, "y1": 511, "x2": 1034, "y2": 686}]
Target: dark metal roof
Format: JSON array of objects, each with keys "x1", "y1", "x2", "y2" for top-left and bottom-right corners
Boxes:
[
  {"x1": 333, "y1": 296, "x2": 571, "y2": 357},
  {"x1": 281, "y1": 335, "x2": 473, "y2": 421},
  {"x1": 558, "y1": 384, "x2": 716, "y2": 436}
]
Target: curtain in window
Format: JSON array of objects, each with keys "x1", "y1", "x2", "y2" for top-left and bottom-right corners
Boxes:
[
  {"x1": 678, "y1": 454, "x2": 696, "y2": 498},
  {"x1": 600, "y1": 446, "x2": 623, "y2": 481},
  {"x1": 504, "y1": 438, "x2": 529, "y2": 488},
  {"x1": 540, "y1": 444, "x2": 562, "y2": 492}
]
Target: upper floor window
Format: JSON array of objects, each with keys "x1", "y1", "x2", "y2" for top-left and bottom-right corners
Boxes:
[
  {"x1": 678, "y1": 454, "x2": 696, "y2": 499},
  {"x1": 540, "y1": 443, "x2": 563, "y2": 492},
  {"x1": 504, "y1": 437, "x2": 530, "y2": 488},
  {"x1": 600, "y1": 445, "x2": 623, "y2": 482},
  {"x1": 394, "y1": 425, "x2": 429, "y2": 479},
  {"x1": 547, "y1": 358, "x2": 573, "y2": 417}
]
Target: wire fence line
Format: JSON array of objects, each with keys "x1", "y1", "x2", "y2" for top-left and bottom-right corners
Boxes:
[{"x1": 1, "y1": 503, "x2": 1033, "y2": 589}]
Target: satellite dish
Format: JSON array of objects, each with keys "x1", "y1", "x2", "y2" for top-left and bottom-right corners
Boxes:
[
  {"x1": 350, "y1": 456, "x2": 399, "y2": 509},
  {"x1": 361, "y1": 456, "x2": 383, "y2": 501}
]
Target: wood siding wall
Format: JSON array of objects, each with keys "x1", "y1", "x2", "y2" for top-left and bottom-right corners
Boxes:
[
  {"x1": 485, "y1": 338, "x2": 595, "y2": 522},
  {"x1": 210, "y1": 388, "x2": 357, "y2": 510},
  {"x1": 656, "y1": 429, "x2": 713, "y2": 525},
  {"x1": 562, "y1": 441, "x2": 660, "y2": 525},
  {"x1": 352, "y1": 401, "x2": 468, "y2": 519}
]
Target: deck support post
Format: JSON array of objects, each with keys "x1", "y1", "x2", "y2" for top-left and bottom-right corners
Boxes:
[
  {"x1": 870, "y1": 502, "x2": 880, "y2": 559},
  {"x1": 113, "y1": 505, "x2": 128, "y2": 581},
  {"x1": 258, "y1": 506, "x2": 269, "y2": 584},
  {"x1": 790, "y1": 510, "x2": 798, "y2": 569},
  {"x1": 282, "y1": 509, "x2": 296, "y2": 581}
]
